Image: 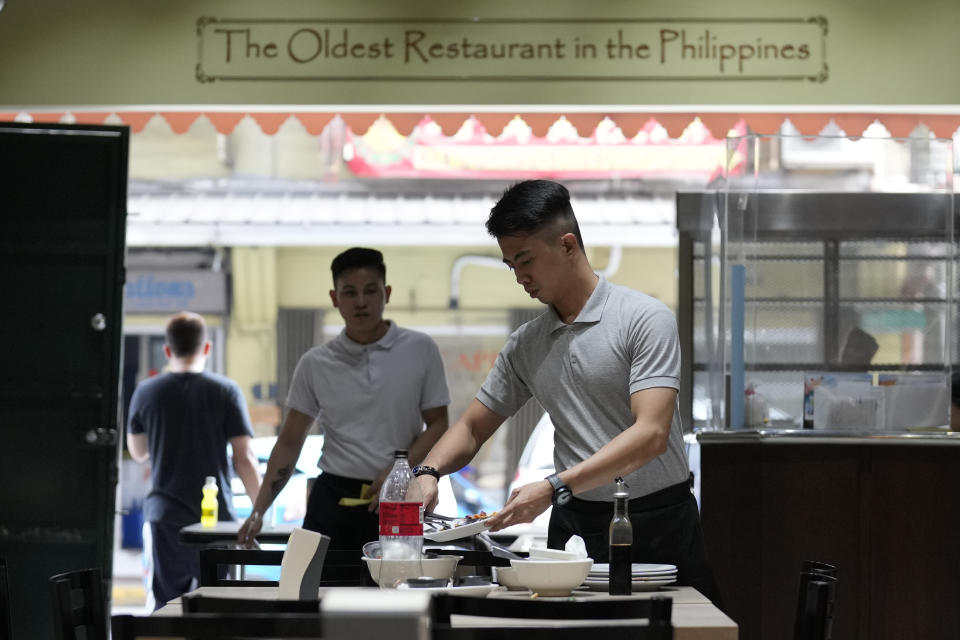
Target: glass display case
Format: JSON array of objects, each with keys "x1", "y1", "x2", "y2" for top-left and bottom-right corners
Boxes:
[{"x1": 677, "y1": 133, "x2": 955, "y2": 432}]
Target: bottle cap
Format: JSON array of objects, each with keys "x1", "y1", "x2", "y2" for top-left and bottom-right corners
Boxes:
[
  {"x1": 613, "y1": 476, "x2": 629, "y2": 498},
  {"x1": 205, "y1": 476, "x2": 216, "y2": 485},
  {"x1": 393, "y1": 449, "x2": 409, "y2": 457}
]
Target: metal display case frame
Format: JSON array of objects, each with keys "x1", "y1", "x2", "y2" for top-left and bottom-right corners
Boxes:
[{"x1": 676, "y1": 190, "x2": 958, "y2": 432}]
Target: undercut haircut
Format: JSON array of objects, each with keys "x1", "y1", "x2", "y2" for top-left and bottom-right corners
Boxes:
[
  {"x1": 165, "y1": 312, "x2": 207, "y2": 357},
  {"x1": 331, "y1": 247, "x2": 386, "y2": 285},
  {"x1": 486, "y1": 180, "x2": 584, "y2": 250}
]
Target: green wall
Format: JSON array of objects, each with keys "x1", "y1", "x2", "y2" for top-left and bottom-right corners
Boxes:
[{"x1": 2, "y1": 0, "x2": 960, "y2": 106}]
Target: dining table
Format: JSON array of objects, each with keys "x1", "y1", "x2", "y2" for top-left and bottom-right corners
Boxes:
[
  {"x1": 154, "y1": 584, "x2": 738, "y2": 640},
  {"x1": 178, "y1": 521, "x2": 297, "y2": 545}
]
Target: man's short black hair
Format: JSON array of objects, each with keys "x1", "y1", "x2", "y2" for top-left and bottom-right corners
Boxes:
[
  {"x1": 486, "y1": 180, "x2": 584, "y2": 250},
  {"x1": 331, "y1": 247, "x2": 386, "y2": 284},
  {"x1": 166, "y1": 312, "x2": 206, "y2": 357}
]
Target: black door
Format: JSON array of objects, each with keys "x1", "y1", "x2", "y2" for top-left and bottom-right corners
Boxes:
[{"x1": 0, "y1": 122, "x2": 128, "y2": 639}]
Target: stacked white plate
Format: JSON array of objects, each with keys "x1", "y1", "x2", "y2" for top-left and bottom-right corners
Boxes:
[{"x1": 581, "y1": 562, "x2": 677, "y2": 591}]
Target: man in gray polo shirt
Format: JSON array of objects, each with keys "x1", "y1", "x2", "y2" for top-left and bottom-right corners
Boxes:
[
  {"x1": 414, "y1": 180, "x2": 720, "y2": 606},
  {"x1": 239, "y1": 247, "x2": 450, "y2": 553}
]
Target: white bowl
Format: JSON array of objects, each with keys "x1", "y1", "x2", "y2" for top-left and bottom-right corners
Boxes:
[
  {"x1": 492, "y1": 566, "x2": 525, "y2": 590},
  {"x1": 527, "y1": 547, "x2": 585, "y2": 561},
  {"x1": 509, "y1": 558, "x2": 593, "y2": 596},
  {"x1": 361, "y1": 555, "x2": 461, "y2": 588}
]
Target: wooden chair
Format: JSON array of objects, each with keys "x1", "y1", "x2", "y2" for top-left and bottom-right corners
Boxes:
[
  {"x1": 794, "y1": 561, "x2": 838, "y2": 640},
  {"x1": 431, "y1": 593, "x2": 673, "y2": 640},
  {"x1": 0, "y1": 557, "x2": 12, "y2": 640},
  {"x1": 111, "y1": 612, "x2": 324, "y2": 639},
  {"x1": 182, "y1": 592, "x2": 320, "y2": 614},
  {"x1": 432, "y1": 592, "x2": 672, "y2": 622},
  {"x1": 199, "y1": 547, "x2": 371, "y2": 588},
  {"x1": 431, "y1": 626, "x2": 673, "y2": 640},
  {"x1": 199, "y1": 548, "x2": 284, "y2": 586},
  {"x1": 48, "y1": 568, "x2": 108, "y2": 640}
]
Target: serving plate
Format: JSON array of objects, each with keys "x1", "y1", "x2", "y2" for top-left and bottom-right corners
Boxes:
[{"x1": 424, "y1": 518, "x2": 491, "y2": 541}]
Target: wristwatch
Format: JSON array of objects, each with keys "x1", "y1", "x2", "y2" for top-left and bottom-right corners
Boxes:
[
  {"x1": 546, "y1": 473, "x2": 573, "y2": 507},
  {"x1": 412, "y1": 464, "x2": 441, "y2": 481}
]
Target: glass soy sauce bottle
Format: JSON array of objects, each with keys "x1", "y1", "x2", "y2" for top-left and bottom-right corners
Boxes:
[{"x1": 608, "y1": 477, "x2": 632, "y2": 595}]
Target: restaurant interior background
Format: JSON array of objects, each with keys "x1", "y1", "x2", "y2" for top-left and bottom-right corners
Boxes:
[{"x1": 3, "y1": 0, "x2": 960, "y2": 633}]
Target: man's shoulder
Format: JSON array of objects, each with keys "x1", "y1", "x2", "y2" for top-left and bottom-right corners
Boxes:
[
  {"x1": 197, "y1": 370, "x2": 242, "y2": 391},
  {"x1": 606, "y1": 282, "x2": 673, "y2": 317},
  {"x1": 392, "y1": 325, "x2": 439, "y2": 348}
]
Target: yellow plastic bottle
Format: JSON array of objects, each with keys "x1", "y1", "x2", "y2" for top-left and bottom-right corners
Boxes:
[{"x1": 200, "y1": 476, "x2": 218, "y2": 528}]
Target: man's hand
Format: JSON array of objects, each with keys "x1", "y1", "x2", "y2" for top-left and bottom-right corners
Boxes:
[
  {"x1": 365, "y1": 464, "x2": 392, "y2": 512},
  {"x1": 485, "y1": 480, "x2": 552, "y2": 532},
  {"x1": 414, "y1": 475, "x2": 440, "y2": 512},
  {"x1": 237, "y1": 511, "x2": 263, "y2": 548}
]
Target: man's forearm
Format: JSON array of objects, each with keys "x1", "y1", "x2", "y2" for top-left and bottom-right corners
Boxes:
[
  {"x1": 234, "y1": 449, "x2": 262, "y2": 504},
  {"x1": 560, "y1": 420, "x2": 669, "y2": 496},
  {"x1": 408, "y1": 418, "x2": 448, "y2": 467},
  {"x1": 252, "y1": 437, "x2": 303, "y2": 514},
  {"x1": 421, "y1": 420, "x2": 485, "y2": 476}
]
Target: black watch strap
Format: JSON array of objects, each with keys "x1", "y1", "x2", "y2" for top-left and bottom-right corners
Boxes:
[
  {"x1": 546, "y1": 473, "x2": 573, "y2": 506},
  {"x1": 546, "y1": 473, "x2": 564, "y2": 492},
  {"x1": 412, "y1": 465, "x2": 441, "y2": 481}
]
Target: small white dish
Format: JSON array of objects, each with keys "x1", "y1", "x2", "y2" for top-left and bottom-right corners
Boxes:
[{"x1": 396, "y1": 583, "x2": 499, "y2": 597}]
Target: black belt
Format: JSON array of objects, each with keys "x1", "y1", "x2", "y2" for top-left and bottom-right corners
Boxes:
[
  {"x1": 316, "y1": 472, "x2": 373, "y2": 496},
  {"x1": 560, "y1": 479, "x2": 691, "y2": 514}
]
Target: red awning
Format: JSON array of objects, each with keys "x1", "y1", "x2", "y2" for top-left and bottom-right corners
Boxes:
[{"x1": 1, "y1": 110, "x2": 958, "y2": 139}]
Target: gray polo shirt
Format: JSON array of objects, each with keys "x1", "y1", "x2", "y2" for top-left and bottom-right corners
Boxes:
[
  {"x1": 478, "y1": 276, "x2": 688, "y2": 502},
  {"x1": 286, "y1": 321, "x2": 450, "y2": 480}
]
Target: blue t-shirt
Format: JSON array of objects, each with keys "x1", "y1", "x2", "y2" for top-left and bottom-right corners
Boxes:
[{"x1": 128, "y1": 371, "x2": 254, "y2": 525}]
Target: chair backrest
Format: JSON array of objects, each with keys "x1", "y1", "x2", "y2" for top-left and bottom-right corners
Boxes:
[
  {"x1": 0, "y1": 557, "x2": 12, "y2": 640},
  {"x1": 199, "y1": 548, "x2": 284, "y2": 586},
  {"x1": 794, "y1": 560, "x2": 838, "y2": 640},
  {"x1": 199, "y1": 547, "x2": 370, "y2": 588},
  {"x1": 431, "y1": 624, "x2": 672, "y2": 640},
  {"x1": 432, "y1": 592, "x2": 672, "y2": 623},
  {"x1": 111, "y1": 612, "x2": 325, "y2": 639},
  {"x1": 430, "y1": 596, "x2": 674, "y2": 640},
  {"x1": 182, "y1": 593, "x2": 320, "y2": 614},
  {"x1": 49, "y1": 568, "x2": 108, "y2": 640}
]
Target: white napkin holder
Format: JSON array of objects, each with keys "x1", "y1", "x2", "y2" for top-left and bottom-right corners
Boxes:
[{"x1": 278, "y1": 527, "x2": 330, "y2": 600}]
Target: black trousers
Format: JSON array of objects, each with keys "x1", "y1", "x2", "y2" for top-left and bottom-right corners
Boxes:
[
  {"x1": 147, "y1": 520, "x2": 200, "y2": 610},
  {"x1": 303, "y1": 472, "x2": 379, "y2": 552},
  {"x1": 547, "y1": 480, "x2": 724, "y2": 610}
]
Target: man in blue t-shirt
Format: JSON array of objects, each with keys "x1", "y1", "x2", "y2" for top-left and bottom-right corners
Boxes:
[{"x1": 127, "y1": 311, "x2": 261, "y2": 609}]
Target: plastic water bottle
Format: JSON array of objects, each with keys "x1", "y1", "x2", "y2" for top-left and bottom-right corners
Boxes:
[
  {"x1": 200, "y1": 476, "x2": 219, "y2": 528},
  {"x1": 378, "y1": 450, "x2": 423, "y2": 586}
]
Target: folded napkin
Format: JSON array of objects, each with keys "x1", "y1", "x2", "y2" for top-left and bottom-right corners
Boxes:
[{"x1": 338, "y1": 483, "x2": 374, "y2": 507}]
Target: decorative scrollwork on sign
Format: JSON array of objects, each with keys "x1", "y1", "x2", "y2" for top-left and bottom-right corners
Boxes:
[
  {"x1": 196, "y1": 63, "x2": 215, "y2": 84},
  {"x1": 809, "y1": 15, "x2": 829, "y2": 37},
  {"x1": 812, "y1": 62, "x2": 829, "y2": 83},
  {"x1": 196, "y1": 16, "x2": 217, "y2": 36}
]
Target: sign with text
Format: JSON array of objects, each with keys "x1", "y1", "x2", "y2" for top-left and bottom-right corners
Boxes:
[
  {"x1": 125, "y1": 270, "x2": 227, "y2": 314},
  {"x1": 197, "y1": 17, "x2": 827, "y2": 83}
]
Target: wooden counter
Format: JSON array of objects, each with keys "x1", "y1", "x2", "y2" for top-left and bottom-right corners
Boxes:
[{"x1": 698, "y1": 432, "x2": 960, "y2": 640}]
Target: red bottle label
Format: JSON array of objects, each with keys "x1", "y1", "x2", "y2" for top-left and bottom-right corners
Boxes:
[{"x1": 379, "y1": 501, "x2": 423, "y2": 536}]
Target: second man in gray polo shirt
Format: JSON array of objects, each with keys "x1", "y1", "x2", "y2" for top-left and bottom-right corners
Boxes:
[{"x1": 239, "y1": 247, "x2": 450, "y2": 553}]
